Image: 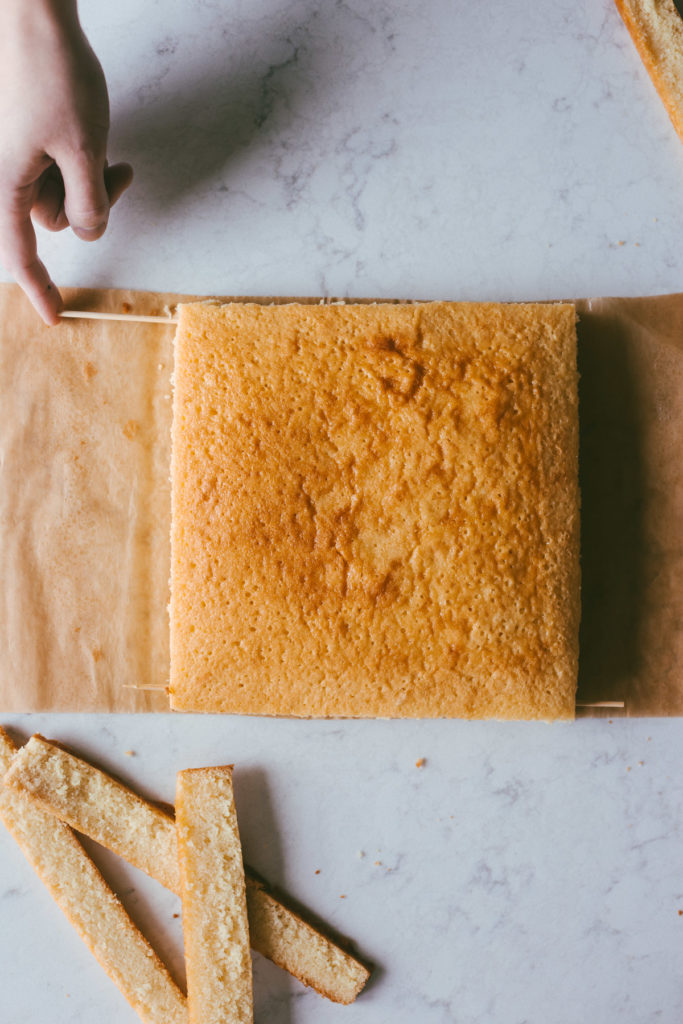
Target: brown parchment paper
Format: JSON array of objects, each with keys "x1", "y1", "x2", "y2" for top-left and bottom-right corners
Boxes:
[
  {"x1": 0, "y1": 284, "x2": 681, "y2": 715},
  {"x1": 0, "y1": 284, "x2": 176, "y2": 711},
  {"x1": 574, "y1": 294, "x2": 683, "y2": 717}
]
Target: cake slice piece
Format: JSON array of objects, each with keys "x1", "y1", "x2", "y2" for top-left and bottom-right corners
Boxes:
[
  {"x1": 3, "y1": 733, "x2": 180, "y2": 891},
  {"x1": 0, "y1": 728, "x2": 187, "y2": 1024},
  {"x1": 615, "y1": 0, "x2": 683, "y2": 144},
  {"x1": 176, "y1": 766, "x2": 253, "y2": 1024},
  {"x1": 3, "y1": 733, "x2": 369, "y2": 1002},
  {"x1": 245, "y1": 875, "x2": 369, "y2": 1004},
  {"x1": 170, "y1": 300, "x2": 580, "y2": 719}
]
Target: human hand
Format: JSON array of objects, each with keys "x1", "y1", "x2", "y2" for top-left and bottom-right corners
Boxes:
[{"x1": 0, "y1": 0, "x2": 132, "y2": 325}]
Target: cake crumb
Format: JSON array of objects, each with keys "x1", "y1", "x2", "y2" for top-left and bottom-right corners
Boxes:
[
  {"x1": 339, "y1": 894, "x2": 346, "y2": 899},
  {"x1": 415, "y1": 757, "x2": 426, "y2": 768},
  {"x1": 314, "y1": 869, "x2": 320, "y2": 875},
  {"x1": 124, "y1": 750, "x2": 135, "y2": 757}
]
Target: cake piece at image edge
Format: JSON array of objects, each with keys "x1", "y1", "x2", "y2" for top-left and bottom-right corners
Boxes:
[{"x1": 169, "y1": 301, "x2": 580, "y2": 720}]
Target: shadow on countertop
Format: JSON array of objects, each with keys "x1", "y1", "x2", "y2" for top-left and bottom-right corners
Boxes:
[
  {"x1": 108, "y1": 5, "x2": 355, "y2": 218},
  {"x1": 575, "y1": 294, "x2": 683, "y2": 718}
]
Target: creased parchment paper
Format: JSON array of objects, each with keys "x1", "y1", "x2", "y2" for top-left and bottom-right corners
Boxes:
[
  {"x1": 0, "y1": 284, "x2": 681, "y2": 715},
  {"x1": 0, "y1": 284, "x2": 176, "y2": 711}
]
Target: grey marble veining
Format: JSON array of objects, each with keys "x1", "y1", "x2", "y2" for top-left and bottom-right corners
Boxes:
[
  {"x1": 2, "y1": 0, "x2": 680, "y2": 303},
  {"x1": 1, "y1": 1, "x2": 683, "y2": 1022}
]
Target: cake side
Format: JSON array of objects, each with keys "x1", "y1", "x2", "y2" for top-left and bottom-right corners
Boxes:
[
  {"x1": 615, "y1": 0, "x2": 683, "y2": 144},
  {"x1": 170, "y1": 300, "x2": 579, "y2": 720},
  {"x1": 245, "y1": 879, "x2": 370, "y2": 1003}
]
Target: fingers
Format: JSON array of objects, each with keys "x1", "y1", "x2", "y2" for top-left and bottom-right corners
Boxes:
[
  {"x1": 32, "y1": 161, "x2": 132, "y2": 234},
  {"x1": 17, "y1": 259, "x2": 63, "y2": 327},
  {"x1": 56, "y1": 145, "x2": 110, "y2": 241},
  {"x1": 0, "y1": 154, "x2": 132, "y2": 327},
  {"x1": 32, "y1": 168, "x2": 69, "y2": 232},
  {"x1": 104, "y1": 162, "x2": 134, "y2": 207},
  {"x1": 0, "y1": 202, "x2": 62, "y2": 326}
]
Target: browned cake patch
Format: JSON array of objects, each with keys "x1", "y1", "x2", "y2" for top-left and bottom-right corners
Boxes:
[{"x1": 170, "y1": 301, "x2": 579, "y2": 719}]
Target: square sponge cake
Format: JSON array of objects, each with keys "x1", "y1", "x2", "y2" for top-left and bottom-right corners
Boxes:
[{"x1": 169, "y1": 301, "x2": 580, "y2": 719}]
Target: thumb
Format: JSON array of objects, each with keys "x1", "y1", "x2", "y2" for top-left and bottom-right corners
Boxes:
[{"x1": 56, "y1": 146, "x2": 110, "y2": 241}]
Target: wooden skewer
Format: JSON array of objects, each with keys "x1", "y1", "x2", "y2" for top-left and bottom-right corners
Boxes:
[
  {"x1": 60, "y1": 309, "x2": 178, "y2": 325},
  {"x1": 575, "y1": 701, "x2": 625, "y2": 708},
  {"x1": 122, "y1": 684, "x2": 168, "y2": 691}
]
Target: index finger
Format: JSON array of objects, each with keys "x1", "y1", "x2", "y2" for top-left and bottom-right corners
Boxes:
[{"x1": 0, "y1": 201, "x2": 63, "y2": 326}]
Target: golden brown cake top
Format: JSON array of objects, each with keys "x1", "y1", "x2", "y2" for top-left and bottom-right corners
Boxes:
[{"x1": 170, "y1": 301, "x2": 579, "y2": 719}]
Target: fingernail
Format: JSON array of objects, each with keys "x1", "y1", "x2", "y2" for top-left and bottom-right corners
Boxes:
[{"x1": 73, "y1": 221, "x2": 108, "y2": 241}]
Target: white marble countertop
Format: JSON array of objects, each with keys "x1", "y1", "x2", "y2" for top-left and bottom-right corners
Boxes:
[{"x1": 2, "y1": 2, "x2": 683, "y2": 1022}]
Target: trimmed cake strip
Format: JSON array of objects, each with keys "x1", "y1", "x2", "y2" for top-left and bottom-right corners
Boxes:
[
  {"x1": 0, "y1": 728, "x2": 187, "y2": 1024},
  {"x1": 176, "y1": 766, "x2": 253, "y2": 1024},
  {"x1": 3, "y1": 733, "x2": 370, "y2": 1003}
]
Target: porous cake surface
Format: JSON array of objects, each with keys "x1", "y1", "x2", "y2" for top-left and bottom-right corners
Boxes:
[
  {"x1": 176, "y1": 766, "x2": 252, "y2": 1024},
  {"x1": 3, "y1": 735, "x2": 369, "y2": 1000},
  {"x1": 170, "y1": 301, "x2": 579, "y2": 719},
  {"x1": 0, "y1": 730, "x2": 187, "y2": 1024},
  {"x1": 245, "y1": 879, "x2": 370, "y2": 1003},
  {"x1": 615, "y1": 0, "x2": 683, "y2": 144}
]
